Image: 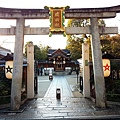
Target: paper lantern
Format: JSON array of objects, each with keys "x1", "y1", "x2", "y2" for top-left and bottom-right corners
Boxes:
[
  {"x1": 63, "y1": 60, "x2": 66, "y2": 64},
  {"x1": 5, "y1": 60, "x2": 13, "y2": 79},
  {"x1": 53, "y1": 60, "x2": 56, "y2": 64},
  {"x1": 102, "y1": 59, "x2": 110, "y2": 77}
]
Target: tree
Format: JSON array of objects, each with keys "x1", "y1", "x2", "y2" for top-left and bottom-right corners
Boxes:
[
  {"x1": 24, "y1": 41, "x2": 51, "y2": 61},
  {"x1": 36, "y1": 44, "x2": 51, "y2": 60},
  {"x1": 100, "y1": 34, "x2": 120, "y2": 58},
  {"x1": 66, "y1": 35, "x2": 82, "y2": 60},
  {"x1": 34, "y1": 45, "x2": 41, "y2": 60},
  {"x1": 66, "y1": 19, "x2": 106, "y2": 60},
  {"x1": 66, "y1": 19, "x2": 90, "y2": 60}
]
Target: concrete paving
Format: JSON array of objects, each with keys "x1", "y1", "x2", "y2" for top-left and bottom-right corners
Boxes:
[
  {"x1": 0, "y1": 74, "x2": 120, "y2": 120},
  {"x1": 36, "y1": 75, "x2": 51, "y2": 98}
]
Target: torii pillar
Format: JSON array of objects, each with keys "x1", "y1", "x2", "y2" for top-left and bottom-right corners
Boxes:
[
  {"x1": 82, "y1": 42, "x2": 90, "y2": 98},
  {"x1": 27, "y1": 42, "x2": 34, "y2": 99},
  {"x1": 10, "y1": 18, "x2": 25, "y2": 110},
  {"x1": 66, "y1": 25, "x2": 117, "y2": 105},
  {"x1": 90, "y1": 17, "x2": 106, "y2": 107}
]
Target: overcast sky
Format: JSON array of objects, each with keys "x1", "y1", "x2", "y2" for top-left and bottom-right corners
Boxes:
[
  {"x1": 0, "y1": 0, "x2": 120, "y2": 52},
  {"x1": 0, "y1": 0, "x2": 119, "y2": 8}
]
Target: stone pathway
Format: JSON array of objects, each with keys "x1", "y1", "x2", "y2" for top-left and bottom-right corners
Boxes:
[
  {"x1": 44, "y1": 75, "x2": 73, "y2": 98},
  {"x1": 0, "y1": 75, "x2": 120, "y2": 119}
]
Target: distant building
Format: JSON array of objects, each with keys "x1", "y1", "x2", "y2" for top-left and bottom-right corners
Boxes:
[
  {"x1": 38, "y1": 48, "x2": 79, "y2": 72},
  {"x1": 0, "y1": 46, "x2": 12, "y2": 59}
]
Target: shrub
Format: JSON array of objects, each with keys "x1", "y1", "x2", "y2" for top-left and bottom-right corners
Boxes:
[{"x1": 107, "y1": 94, "x2": 120, "y2": 102}]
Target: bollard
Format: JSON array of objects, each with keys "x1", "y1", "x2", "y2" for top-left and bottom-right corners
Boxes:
[{"x1": 56, "y1": 88, "x2": 61, "y2": 99}]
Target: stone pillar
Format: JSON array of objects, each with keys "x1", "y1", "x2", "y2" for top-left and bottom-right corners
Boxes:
[
  {"x1": 11, "y1": 18, "x2": 25, "y2": 110},
  {"x1": 82, "y1": 42, "x2": 90, "y2": 98},
  {"x1": 90, "y1": 17, "x2": 106, "y2": 107},
  {"x1": 27, "y1": 42, "x2": 34, "y2": 98}
]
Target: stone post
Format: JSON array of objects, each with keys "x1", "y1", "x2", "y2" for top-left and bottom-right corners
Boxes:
[
  {"x1": 90, "y1": 17, "x2": 106, "y2": 107},
  {"x1": 11, "y1": 18, "x2": 25, "y2": 110},
  {"x1": 27, "y1": 42, "x2": 34, "y2": 98},
  {"x1": 82, "y1": 42, "x2": 90, "y2": 98}
]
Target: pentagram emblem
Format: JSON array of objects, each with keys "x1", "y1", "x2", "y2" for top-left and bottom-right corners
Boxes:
[
  {"x1": 6, "y1": 65, "x2": 13, "y2": 73},
  {"x1": 103, "y1": 63, "x2": 110, "y2": 71}
]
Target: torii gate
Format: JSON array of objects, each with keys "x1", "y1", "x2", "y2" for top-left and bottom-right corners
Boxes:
[{"x1": 0, "y1": 5, "x2": 119, "y2": 110}]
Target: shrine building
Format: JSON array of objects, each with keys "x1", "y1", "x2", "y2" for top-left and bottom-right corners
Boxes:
[{"x1": 38, "y1": 48, "x2": 79, "y2": 73}]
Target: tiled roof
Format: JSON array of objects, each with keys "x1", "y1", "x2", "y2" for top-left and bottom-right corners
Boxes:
[
  {"x1": 0, "y1": 46, "x2": 11, "y2": 52},
  {"x1": 0, "y1": 46, "x2": 11, "y2": 56},
  {"x1": 48, "y1": 49, "x2": 70, "y2": 56}
]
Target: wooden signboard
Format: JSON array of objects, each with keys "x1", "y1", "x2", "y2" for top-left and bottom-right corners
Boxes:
[{"x1": 49, "y1": 7, "x2": 66, "y2": 36}]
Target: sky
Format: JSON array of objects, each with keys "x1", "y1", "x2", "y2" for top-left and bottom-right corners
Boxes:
[{"x1": 0, "y1": 0, "x2": 120, "y2": 52}]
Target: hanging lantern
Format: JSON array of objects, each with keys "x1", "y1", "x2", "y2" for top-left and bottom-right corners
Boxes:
[
  {"x1": 53, "y1": 60, "x2": 56, "y2": 64},
  {"x1": 63, "y1": 60, "x2": 66, "y2": 64},
  {"x1": 102, "y1": 59, "x2": 110, "y2": 77},
  {"x1": 5, "y1": 60, "x2": 13, "y2": 79}
]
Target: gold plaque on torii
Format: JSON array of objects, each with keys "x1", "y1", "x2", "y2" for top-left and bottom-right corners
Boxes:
[
  {"x1": 44, "y1": 6, "x2": 70, "y2": 37},
  {"x1": 49, "y1": 7, "x2": 65, "y2": 32}
]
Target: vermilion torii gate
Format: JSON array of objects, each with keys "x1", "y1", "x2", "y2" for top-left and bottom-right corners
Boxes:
[{"x1": 0, "y1": 5, "x2": 119, "y2": 110}]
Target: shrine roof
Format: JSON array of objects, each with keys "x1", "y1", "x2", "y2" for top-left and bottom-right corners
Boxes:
[{"x1": 48, "y1": 49, "x2": 70, "y2": 56}]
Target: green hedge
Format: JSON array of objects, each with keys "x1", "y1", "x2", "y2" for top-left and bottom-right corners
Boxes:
[
  {"x1": 0, "y1": 96, "x2": 10, "y2": 105},
  {"x1": 107, "y1": 94, "x2": 120, "y2": 102},
  {"x1": 0, "y1": 93, "x2": 27, "y2": 105}
]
